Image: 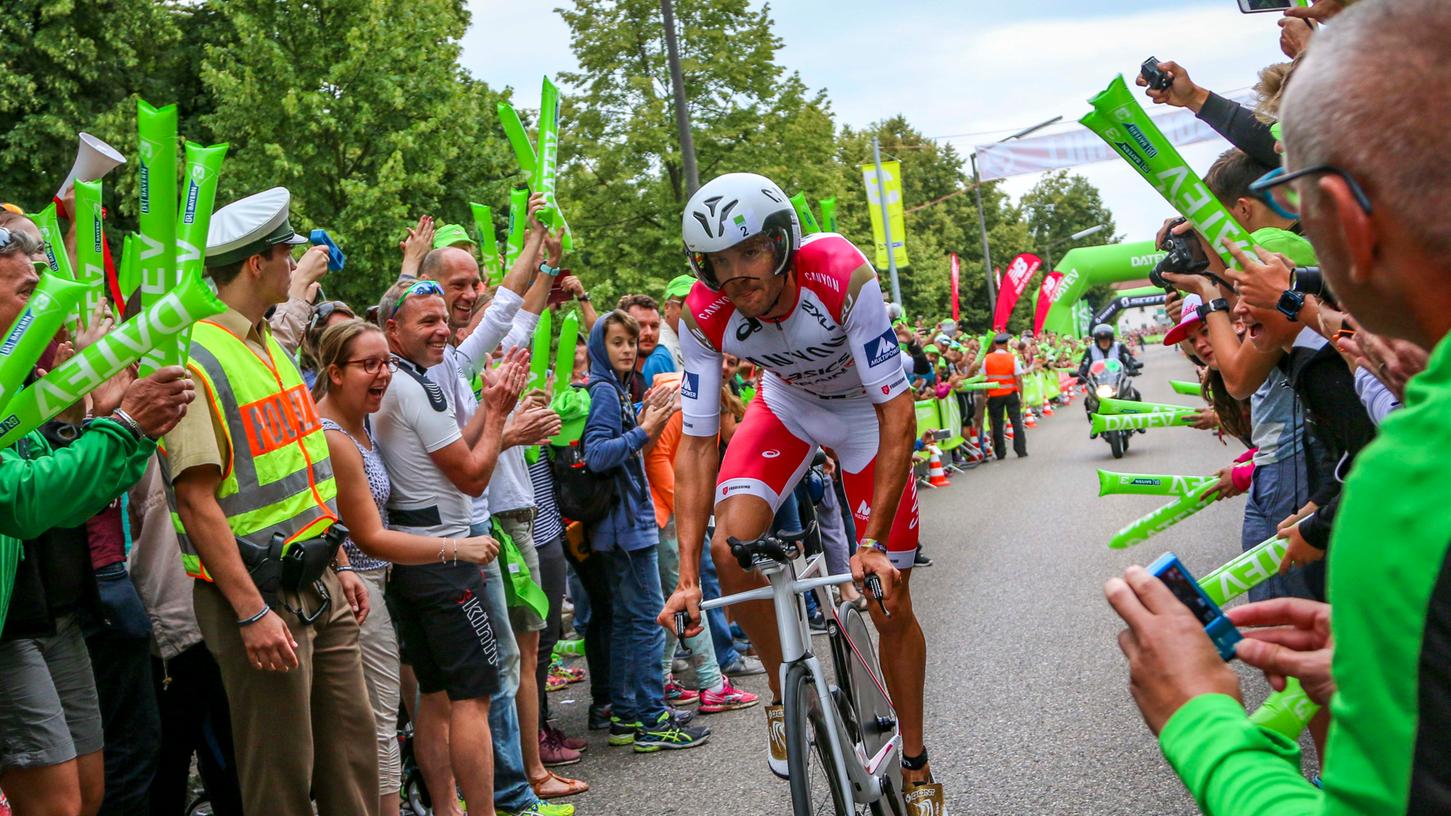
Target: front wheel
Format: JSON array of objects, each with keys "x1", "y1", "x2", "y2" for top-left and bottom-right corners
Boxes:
[
  {"x1": 1109, "y1": 431, "x2": 1125, "y2": 459},
  {"x1": 786, "y1": 662, "x2": 851, "y2": 816}
]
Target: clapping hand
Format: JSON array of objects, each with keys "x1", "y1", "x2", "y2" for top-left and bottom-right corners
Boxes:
[{"x1": 482, "y1": 347, "x2": 530, "y2": 416}]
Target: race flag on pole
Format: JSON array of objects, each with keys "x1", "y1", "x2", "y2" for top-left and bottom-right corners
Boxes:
[{"x1": 859, "y1": 160, "x2": 909, "y2": 269}]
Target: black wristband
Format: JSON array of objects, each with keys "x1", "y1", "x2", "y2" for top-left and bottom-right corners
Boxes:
[
  {"x1": 237, "y1": 604, "x2": 270, "y2": 626},
  {"x1": 577, "y1": 292, "x2": 591, "y2": 303},
  {"x1": 1197, "y1": 298, "x2": 1229, "y2": 322}
]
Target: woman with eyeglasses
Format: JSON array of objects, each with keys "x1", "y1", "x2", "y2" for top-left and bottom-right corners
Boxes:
[
  {"x1": 312, "y1": 318, "x2": 499, "y2": 816},
  {"x1": 299, "y1": 300, "x2": 357, "y2": 389}
]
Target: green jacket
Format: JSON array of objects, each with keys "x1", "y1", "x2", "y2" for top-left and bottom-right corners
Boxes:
[
  {"x1": 1157, "y1": 332, "x2": 1451, "y2": 814},
  {"x1": 0, "y1": 420, "x2": 156, "y2": 634}
]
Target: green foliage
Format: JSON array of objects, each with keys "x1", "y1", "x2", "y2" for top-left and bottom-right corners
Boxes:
[{"x1": 1018, "y1": 170, "x2": 1122, "y2": 323}]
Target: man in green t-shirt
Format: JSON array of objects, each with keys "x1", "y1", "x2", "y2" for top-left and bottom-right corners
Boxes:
[{"x1": 1105, "y1": 1, "x2": 1451, "y2": 813}]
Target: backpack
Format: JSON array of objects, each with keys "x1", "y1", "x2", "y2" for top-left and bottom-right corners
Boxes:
[{"x1": 550, "y1": 383, "x2": 628, "y2": 524}]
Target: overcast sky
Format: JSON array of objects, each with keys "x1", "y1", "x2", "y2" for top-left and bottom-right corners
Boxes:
[{"x1": 463, "y1": 0, "x2": 1288, "y2": 246}]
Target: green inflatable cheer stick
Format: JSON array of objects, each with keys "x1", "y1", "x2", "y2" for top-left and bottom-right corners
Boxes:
[
  {"x1": 470, "y1": 203, "x2": 501, "y2": 283},
  {"x1": 819, "y1": 197, "x2": 838, "y2": 233},
  {"x1": 1096, "y1": 469, "x2": 1217, "y2": 498},
  {"x1": 73, "y1": 178, "x2": 107, "y2": 326},
  {"x1": 116, "y1": 233, "x2": 140, "y2": 306},
  {"x1": 958, "y1": 381, "x2": 997, "y2": 392},
  {"x1": 0, "y1": 271, "x2": 225, "y2": 449},
  {"x1": 1097, "y1": 397, "x2": 1197, "y2": 416},
  {"x1": 536, "y1": 76, "x2": 563, "y2": 230},
  {"x1": 33, "y1": 204, "x2": 75, "y2": 283},
  {"x1": 528, "y1": 307, "x2": 552, "y2": 395},
  {"x1": 1090, "y1": 411, "x2": 1194, "y2": 435},
  {"x1": 552, "y1": 310, "x2": 579, "y2": 400},
  {"x1": 168, "y1": 142, "x2": 228, "y2": 369},
  {"x1": 1081, "y1": 75, "x2": 1255, "y2": 270},
  {"x1": 1170, "y1": 379, "x2": 1200, "y2": 396},
  {"x1": 1107, "y1": 491, "x2": 1213, "y2": 549},
  {"x1": 504, "y1": 186, "x2": 529, "y2": 269},
  {"x1": 497, "y1": 101, "x2": 537, "y2": 183},
  {"x1": 1197, "y1": 530, "x2": 1291, "y2": 606},
  {"x1": 790, "y1": 193, "x2": 822, "y2": 235},
  {"x1": 1249, "y1": 679, "x2": 1320, "y2": 740},
  {"x1": 0, "y1": 274, "x2": 88, "y2": 412},
  {"x1": 549, "y1": 387, "x2": 591, "y2": 447},
  {"x1": 136, "y1": 100, "x2": 178, "y2": 344}
]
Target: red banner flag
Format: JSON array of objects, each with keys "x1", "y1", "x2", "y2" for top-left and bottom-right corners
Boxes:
[
  {"x1": 1032, "y1": 270, "x2": 1064, "y2": 337},
  {"x1": 949, "y1": 253, "x2": 960, "y2": 322},
  {"x1": 991, "y1": 253, "x2": 1042, "y2": 331}
]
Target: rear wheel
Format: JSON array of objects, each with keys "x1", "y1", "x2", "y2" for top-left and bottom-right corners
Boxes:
[
  {"x1": 786, "y1": 662, "x2": 851, "y2": 816},
  {"x1": 1109, "y1": 431, "x2": 1125, "y2": 459}
]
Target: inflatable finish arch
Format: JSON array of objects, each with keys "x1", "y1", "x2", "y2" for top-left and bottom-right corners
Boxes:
[{"x1": 1038, "y1": 241, "x2": 1166, "y2": 336}]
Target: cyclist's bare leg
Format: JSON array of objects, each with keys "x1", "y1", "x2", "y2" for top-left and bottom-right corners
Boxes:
[
  {"x1": 709, "y1": 493, "x2": 784, "y2": 700},
  {"x1": 867, "y1": 567, "x2": 929, "y2": 768}
]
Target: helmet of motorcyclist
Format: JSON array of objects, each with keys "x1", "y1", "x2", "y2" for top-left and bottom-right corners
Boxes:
[
  {"x1": 681, "y1": 172, "x2": 801, "y2": 291},
  {"x1": 1092, "y1": 323, "x2": 1115, "y2": 340}
]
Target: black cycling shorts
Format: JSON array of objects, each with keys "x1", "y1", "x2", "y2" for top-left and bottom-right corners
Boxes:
[{"x1": 386, "y1": 562, "x2": 501, "y2": 701}]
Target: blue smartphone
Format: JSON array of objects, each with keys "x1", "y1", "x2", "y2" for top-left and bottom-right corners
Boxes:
[
  {"x1": 1147, "y1": 553, "x2": 1242, "y2": 661},
  {"x1": 309, "y1": 229, "x2": 346, "y2": 273}
]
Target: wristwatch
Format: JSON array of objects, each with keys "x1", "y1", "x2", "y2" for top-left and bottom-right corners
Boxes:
[
  {"x1": 1196, "y1": 298, "x2": 1229, "y2": 322},
  {"x1": 1276, "y1": 289, "x2": 1307, "y2": 321},
  {"x1": 577, "y1": 292, "x2": 591, "y2": 303}
]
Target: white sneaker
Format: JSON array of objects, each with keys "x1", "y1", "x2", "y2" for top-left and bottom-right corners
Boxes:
[{"x1": 766, "y1": 705, "x2": 788, "y2": 779}]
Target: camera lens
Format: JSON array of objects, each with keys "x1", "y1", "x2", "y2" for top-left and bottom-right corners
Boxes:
[{"x1": 1291, "y1": 267, "x2": 1324, "y2": 297}]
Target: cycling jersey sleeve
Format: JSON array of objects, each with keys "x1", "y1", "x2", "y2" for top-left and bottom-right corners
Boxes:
[
  {"x1": 844, "y1": 275, "x2": 909, "y2": 404},
  {"x1": 680, "y1": 316, "x2": 724, "y2": 437}
]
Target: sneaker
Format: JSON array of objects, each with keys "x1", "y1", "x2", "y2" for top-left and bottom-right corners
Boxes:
[
  {"x1": 669, "y1": 706, "x2": 697, "y2": 726},
  {"x1": 544, "y1": 722, "x2": 588, "y2": 753},
  {"x1": 539, "y1": 728, "x2": 582, "y2": 767},
  {"x1": 721, "y1": 654, "x2": 766, "y2": 677},
  {"x1": 608, "y1": 717, "x2": 643, "y2": 747},
  {"x1": 588, "y1": 703, "x2": 613, "y2": 731},
  {"x1": 807, "y1": 609, "x2": 828, "y2": 633},
  {"x1": 913, "y1": 550, "x2": 934, "y2": 568},
  {"x1": 765, "y1": 705, "x2": 788, "y2": 779},
  {"x1": 664, "y1": 675, "x2": 700, "y2": 706},
  {"x1": 699, "y1": 677, "x2": 760, "y2": 714},
  {"x1": 500, "y1": 800, "x2": 577, "y2": 816},
  {"x1": 633, "y1": 711, "x2": 710, "y2": 752},
  {"x1": 903, "y1": 780, "x2": 946, "y2": 816}
]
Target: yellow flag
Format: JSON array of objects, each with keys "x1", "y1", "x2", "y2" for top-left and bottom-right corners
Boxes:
[{"x1": 859, "y1": 160, "x2": 910, "y2": 269}]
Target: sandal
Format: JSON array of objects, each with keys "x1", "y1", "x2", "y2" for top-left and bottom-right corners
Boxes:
[{"x1": 530, "y1": 770, "x2": 590, "y2": 799}]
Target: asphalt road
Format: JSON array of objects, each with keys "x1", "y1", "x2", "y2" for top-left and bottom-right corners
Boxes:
[{"x1": 544, "y1": 345, "x2": 1271, "y2": 815}]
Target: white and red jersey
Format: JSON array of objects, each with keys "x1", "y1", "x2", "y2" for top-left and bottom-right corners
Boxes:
[{"x1": 679, "y1": 233, "x2": 908, "y2": 437}]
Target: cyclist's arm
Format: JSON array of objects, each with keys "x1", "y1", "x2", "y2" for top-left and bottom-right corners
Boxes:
[
  {"x1": 675, "y1": 318, "x2": 725, "y2": 587},
  {"x1": 843, "y1": 271, "x2": 914, "y2": 543}
]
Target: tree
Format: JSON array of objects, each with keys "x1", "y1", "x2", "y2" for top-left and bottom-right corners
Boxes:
[
  {"x1": 0, "y1": 0, "x2": 184, "y2": 221},
  {"x1": 556, "y1": 0, "x2": 841, "y2": 306},
  {"x1": 1018, "y1": 170, "x2": 1120, "y2": 325},
  {"x1": 197, "y1": 0, "x2": 514, "y2": 306}
]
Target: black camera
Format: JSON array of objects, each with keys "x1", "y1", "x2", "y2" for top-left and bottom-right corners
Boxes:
[
  {"x1": 1289, "y1": 266, "x2": 1324, "y2": 297},
  {"x1": 1149, "y1": 228, "x2": 1210, "y2": 289},
  {"x1": 1141, "y1": 57, "x2": 1173, "y2": 92}
]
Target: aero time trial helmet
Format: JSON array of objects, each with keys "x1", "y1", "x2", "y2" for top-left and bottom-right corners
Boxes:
[{"x1": 681, "y1": 172, "x2": 801, "y2": 291}]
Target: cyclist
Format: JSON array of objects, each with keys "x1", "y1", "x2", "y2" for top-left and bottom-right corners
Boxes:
[{"x1": 657, "y1": 172, "x2": 943, "y2": 811}]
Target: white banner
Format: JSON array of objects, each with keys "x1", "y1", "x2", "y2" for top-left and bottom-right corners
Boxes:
[{"x1": 975, "y1": 91, "x2": 1257, "y2": 181}]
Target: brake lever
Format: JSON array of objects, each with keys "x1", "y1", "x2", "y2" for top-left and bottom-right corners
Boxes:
[{"x1": 864, "y1": 574, "x2": 890, "y2": 619}]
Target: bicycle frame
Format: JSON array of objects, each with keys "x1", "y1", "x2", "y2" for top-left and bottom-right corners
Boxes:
[{"x1": 701, "y1": 552, "x2": 900, "y2": 807}]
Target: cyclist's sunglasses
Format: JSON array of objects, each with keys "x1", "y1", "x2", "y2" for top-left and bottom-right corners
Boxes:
[
  {"x1": 308, "y1": 300, "x2": 354, "y2": 332},
  {"x1": 382, "y1": 279, "x2": 445, "y2": 322},
  {"x1": 1249, "y1": 164, "x2": 1374, "y2": 222}
]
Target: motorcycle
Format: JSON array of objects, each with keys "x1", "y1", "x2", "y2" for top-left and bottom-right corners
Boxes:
[{"x1": 1080, "y1": 358, "x2": 1142, "y2": 459}]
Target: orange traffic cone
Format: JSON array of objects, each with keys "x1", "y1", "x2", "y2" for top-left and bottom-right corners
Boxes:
[
  {"x1": 927, "y1": 446, "x2": 951, "y2": 488},
  {"x1": 1043, "y1": 402, "x2": 1054, "y2": 416},
  {"x1": 1024, "y1": 412, "x2": 1037, "y2": 429}
]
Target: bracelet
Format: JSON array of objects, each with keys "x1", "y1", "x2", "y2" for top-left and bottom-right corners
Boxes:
[
  {"x1": 110, "y1": 408, "x2": 146, "y2": 441},
  {"x1": 539, "y1": 262, "x2": 560, "y2": 278},
  {"x1": 334, "y1": 564, "x2": 355, "y2": 573},
  {"x1": 857, "y1": 537, "x2": 887, "y2": 555},
  {"x1": 237, "y1": 604, "x2": 270, "y2": 627},
  {"x1": 438, "y1": 538, "x2": 448, "y2": 564},
  {"x1": 451, "y1": 539, "x2": 459, "y2": 565}
]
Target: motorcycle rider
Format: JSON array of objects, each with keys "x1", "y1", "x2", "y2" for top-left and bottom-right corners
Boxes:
[{"x1": 1076, "y1": 323, "x2": 1142, "y2": 380}]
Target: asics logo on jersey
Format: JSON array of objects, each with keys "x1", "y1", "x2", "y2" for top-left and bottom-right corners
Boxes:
[
  {"x1": 681, "y1": 372, "x2": 699, "y2": 400},
  {"x1": 865, "y1": 328, "x2": 899, "y2": 368}
]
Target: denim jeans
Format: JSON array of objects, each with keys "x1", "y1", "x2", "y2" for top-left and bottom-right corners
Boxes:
[
  {"x1": 656, "y1": 519, "x2": 721, "y2": 691},
  {"x1": 85, "y1": 563, "x2": 161, "y2": 816},
  {"x1": 1241, "y1": 456, "x2": 1319, "y2": 602},
  {"x1": 474, "y1": 524, "x2": 537, "y2": 811},
  {"x1": 606, "y1": 547, "x2": 667, "y2": 723}
]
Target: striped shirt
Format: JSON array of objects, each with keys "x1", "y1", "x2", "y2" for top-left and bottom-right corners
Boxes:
[{"x1": 528, "y1": 456, "x2": 564, "y2": 546}]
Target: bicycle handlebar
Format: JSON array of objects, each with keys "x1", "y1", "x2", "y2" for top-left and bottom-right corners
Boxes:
[{"x1": 727, "y1": 529, "x2": 808, "y2": 572}]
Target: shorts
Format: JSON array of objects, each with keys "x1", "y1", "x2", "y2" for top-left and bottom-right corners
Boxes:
[
  {"x1": 497, "y1": 513, "x2": 548, "y2": 634},
  {"x1": 386, "y1": 562, "x2": 501, "y2": 701},
  {"x1": 717, "y1": 382, "x2": 921, "y2": 569},
  {"x1": 0, "y1": 614, "x2": 104, "y2": 773}
]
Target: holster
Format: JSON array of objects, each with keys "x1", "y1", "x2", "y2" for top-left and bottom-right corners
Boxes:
[{"x1": 237, "y1": 524, "x2": 349, "y2": 624}]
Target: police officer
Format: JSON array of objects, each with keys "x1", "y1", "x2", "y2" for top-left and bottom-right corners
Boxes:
[
  {"x1": 162, "y1": 188, "x2": 378, "y2": 815},
  {"x1": 984, "y1": 332, "x2": 1027, "y2": 459}
]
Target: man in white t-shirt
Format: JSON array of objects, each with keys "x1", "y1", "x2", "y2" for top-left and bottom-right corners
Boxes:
[{"x1": 372, "y1": 276, "x2": 527, "y2": 816}]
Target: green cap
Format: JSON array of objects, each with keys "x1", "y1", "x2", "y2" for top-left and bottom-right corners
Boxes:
[
  {"x1": 924, "y1": 345, "x2": 940, "y2": 357},
  {"x1": 664, "y1": 273, "x2": 696, "y2": 301},
  {"x1": 433, "y1": 223, "x2": 474, "y2": 250},
  {"x1": 1270, "y1": 121, "x2": 1283, "y2": 142}
]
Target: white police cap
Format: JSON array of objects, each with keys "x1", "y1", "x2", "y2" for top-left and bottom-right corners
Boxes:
[{"x1": 206, "y1": 187, "x2": 308, "y2": 267}]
